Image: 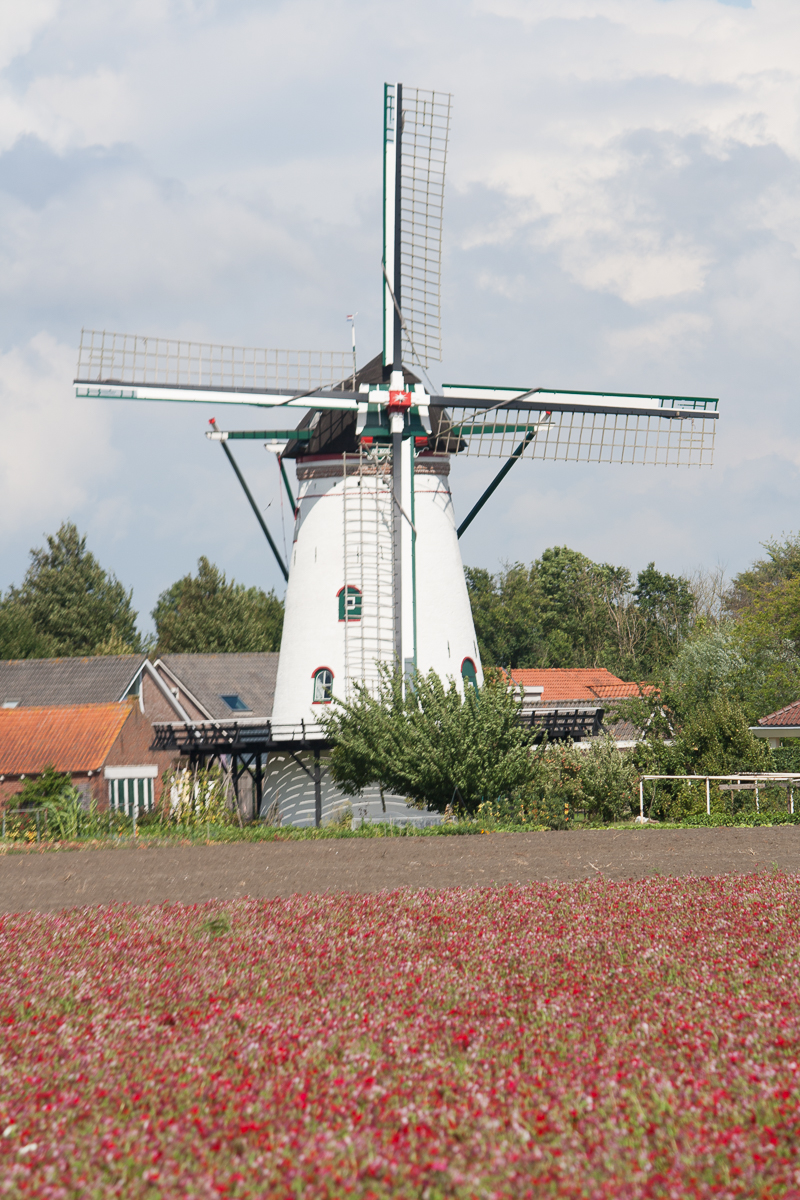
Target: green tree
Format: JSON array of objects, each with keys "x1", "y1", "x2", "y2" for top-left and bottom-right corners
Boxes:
[
  {"x1": 634, "y1": 562, "x2": 694, "y2": 674},
  {"x1": 709, "y1": 531, "x2": 800, "y2": 720},
  {"x1": 577, "y1": 735, "x2": 641, "y2": 824},
  {"x1": 17, "y1": 764, "x2": 73, "y2": 808},
  {"x1": 466, "y1": 549, "x2": 610, "y2": 670},
  {"x1": 464, "y1": 563, "x2": 543, "y2": 668},
  {"x1": 535, "y1": 546, "x2": 610, "y2": 666},
  {"x1": 320, "y1": 667, "x2": 533, "y2": 813},
  {"x1": 0, "y1": 602, "x2": 56, "y2": 660},
  {"x1": 153, "y1": 557, "x2": 284, "y2": 653},
  {"x1": 16, "y1": 764, "x2": 85, "y2": 840},
  {"x1": 3, "y1": 522, "x2": 140, "y2": 657},
  {"x1": 726, "y1": 531, "x2": 800, "y2": 617},
  {"x1": 466, "y1": 548, "x2": 700, "y2": 679},
  {"x1": 672, "y1": 695, "x2": 772, "y2": 778},
  {"x1": 669, "y1": 625, "x2": 746, "y2": 708},
  {"x1": 615, "y1": 684, "x2": 773, "y2": 821}
]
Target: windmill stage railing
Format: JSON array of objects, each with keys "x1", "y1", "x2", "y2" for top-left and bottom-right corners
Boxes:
[{"x1": 76, "y1": 329, "x2": 353, "y2": 394}]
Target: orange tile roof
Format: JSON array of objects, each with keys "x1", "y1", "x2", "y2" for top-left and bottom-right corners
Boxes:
[
  {"x1": 589, "y1": 683, "x2": 655, "y2": 700},
  {"x1": 0, "y1": 703, "x2": 132, "y2": 776},
  {"x1": 758, "y1": 699, "x2": 800, "y2": 728},
  {"x1": 508, "y1": 668, "x2": 647, "y2": 704}
]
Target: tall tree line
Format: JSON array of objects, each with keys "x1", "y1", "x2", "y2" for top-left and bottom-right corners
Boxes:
[
  {"x1": 465, "y1": 547, "x2": 694, "y2": 680},
  {"x1": 5, "y1": 519, "x2": 800, "y2": 729},
  {"x1": 0, "y1": 523, "x2": 284, "y2": 658}
]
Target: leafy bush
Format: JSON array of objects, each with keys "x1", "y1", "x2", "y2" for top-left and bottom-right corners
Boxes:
[
  {"x1": 14, "y1": 765, "x2": 86, "y2": 840},
  {"x1": 320, "y1": 666, "x2": 534, "y2": 814},
  {"x1": 577, "y1": 735, "x2": 640, "y2": 823}
]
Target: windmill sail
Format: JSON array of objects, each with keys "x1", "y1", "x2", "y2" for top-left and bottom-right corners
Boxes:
[
  {"x1": 74, "y1": 329, "x2": 353, "y2": 404},
  {"x1": 399, "y1": 88, "x2": 452, "y2": 368},
  {"x1": 433, "y1": 386, "x2": 718, "y2": 467}
]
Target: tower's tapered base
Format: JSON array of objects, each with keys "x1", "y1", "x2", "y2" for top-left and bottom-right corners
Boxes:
[{"x1": 266, "y1": 450, "x2": 481, "y2": 827}]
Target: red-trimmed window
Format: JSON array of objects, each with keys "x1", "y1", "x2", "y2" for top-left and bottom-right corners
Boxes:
[
  {"x1": 461, "y1": 657, "x2": 478, "y2": 691},
  {"x1": 312, "y1": 667, "x2": 334, "y2": 704}
]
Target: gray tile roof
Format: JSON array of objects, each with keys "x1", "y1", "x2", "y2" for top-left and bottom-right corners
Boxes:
[
  {"x1": 0, "y1": 655, "x2": 147, "y2": 708},
  {"x1": 157, "y1": 653, "x2": 279, "y2": 720}
]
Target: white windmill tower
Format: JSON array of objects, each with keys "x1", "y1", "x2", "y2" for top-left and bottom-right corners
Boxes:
[{"x1": 73, "y1": 82, "x2": 719, "y2": 827}]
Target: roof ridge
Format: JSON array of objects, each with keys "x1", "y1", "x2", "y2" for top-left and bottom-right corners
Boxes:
[{"x1": 758, "y1": 698, "x2": 800, "y2": 725}]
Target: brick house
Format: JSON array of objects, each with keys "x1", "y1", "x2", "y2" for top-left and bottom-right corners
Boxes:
[
  {"x1": 136, "y1": 653, "x2": 279, "y2": 724},
  {"x1": 0, "y1": 701, "x2": 175, "y2": 813}
]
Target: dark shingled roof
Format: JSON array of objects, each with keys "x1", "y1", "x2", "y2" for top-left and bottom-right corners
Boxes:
[
  {"x1": 0, "y1": 655, "x2": 146, "y2": 709},
  {"x1": 157, "y1": 653, "x2": 279, "y2": 720}
]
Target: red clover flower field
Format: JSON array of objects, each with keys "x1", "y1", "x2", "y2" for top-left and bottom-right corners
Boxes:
[{"x1": 2, "y1": 876, "x2": 800, "y2": 1198}]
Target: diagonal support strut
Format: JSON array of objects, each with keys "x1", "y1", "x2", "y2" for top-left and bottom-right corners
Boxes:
[
  {"x1": 217, "y1": 439, "x2": 289, "y2": 580},
  {"x1": 456, "y1": 428, "x2": 537, "y2": 539}
]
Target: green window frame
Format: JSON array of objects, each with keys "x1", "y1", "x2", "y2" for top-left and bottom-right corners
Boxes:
[
  {"x1": 461, "y1": 658, "x2": 478, "y2": 691},
  {"x1": 338, "y1": 585, "x2": 362, "y2": 622}
]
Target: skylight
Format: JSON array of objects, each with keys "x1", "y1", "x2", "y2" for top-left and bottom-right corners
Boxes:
[{"x1": 220, "y1": 694, "x2": 251, "y2": 713}]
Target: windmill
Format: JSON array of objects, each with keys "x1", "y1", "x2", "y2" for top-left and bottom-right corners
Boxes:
[{"x1": 73, "y1": 82, "x2": 719, "y2": 827}]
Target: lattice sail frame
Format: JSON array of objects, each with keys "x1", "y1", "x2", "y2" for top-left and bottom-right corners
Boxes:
[
  {"x1": 76, "y1": 329, "x2": 352, "y2": 394},
  {"x1": 432, "y1": 389, "x2": 719, "y2": 467},
  {"x1": 399, "y1": 87, "x2": 452, "y2": 368},
  {"x1": 436, "y1": 407, "x2": 715, "y2": 466}
]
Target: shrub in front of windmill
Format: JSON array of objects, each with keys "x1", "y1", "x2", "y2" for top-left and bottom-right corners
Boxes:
[{"x1": 320, "y1": 665, "x2": 533, "y2": 814}]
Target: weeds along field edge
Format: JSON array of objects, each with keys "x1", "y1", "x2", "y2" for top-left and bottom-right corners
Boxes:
[
  {"x1": 1, "y1": 875, "x2": 800, "y2": 1198},
  {"x1": 2, "y1": 809, "x2": 800, "y2": 854}
]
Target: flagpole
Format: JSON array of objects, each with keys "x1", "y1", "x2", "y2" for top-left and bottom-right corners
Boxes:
[{"x1": 346, "y1": 313, "x2": 357, "y2": 390}]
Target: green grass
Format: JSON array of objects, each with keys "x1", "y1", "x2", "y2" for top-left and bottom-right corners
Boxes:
[{"x1": 2, "y1": 806, "x2": 800, "y2": 853}]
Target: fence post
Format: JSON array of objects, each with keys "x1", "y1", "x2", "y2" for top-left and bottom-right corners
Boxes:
[
  {"x1": 132, "y1": 802, "x2": 137, "y2": 840},
  {"x1": 706, "y1": 777, "x2": 710, "y2": 816},
  {"x1": 755, "y1": 782, "x2": 759, "y2": 813},
  {"x1": 314, "y1": 748, "x2": 322, "y2": 829},
  {"x1": 639, "y1": 779, "x2": 644, "y2": 821},
  {"x1": 791, "y1": 786, "x2": 795, "y2": 816},
  {"x1": 36, "y1": 811, "x2": 41, "y2": 843}
]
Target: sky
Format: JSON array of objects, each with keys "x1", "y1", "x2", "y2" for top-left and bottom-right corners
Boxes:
[{"x1": 1, "y1": 0, "x2": 799, "y2": 638}]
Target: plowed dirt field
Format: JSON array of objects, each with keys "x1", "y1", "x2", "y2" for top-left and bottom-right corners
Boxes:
[{"x1": 1, "y1": 825, "x2": 798, "y2": 912}]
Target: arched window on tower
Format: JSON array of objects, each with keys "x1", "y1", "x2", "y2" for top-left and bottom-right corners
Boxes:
[
  {"x1": 338, "y1": 585, "x2": 362, "y2": 622},
  {"x1": 461, "y1": 658, "x2": 478, "y2": 692},
  {"x1": 312, "y1": 667, "x2": 334, "y2": 704}
]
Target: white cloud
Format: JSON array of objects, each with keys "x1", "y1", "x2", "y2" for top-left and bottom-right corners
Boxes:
[
  {"x1": 606, "y1": 311, "x2": 712, "y2": 357},
  {"x1": 0, "y1": 333, "x2": 114, "y2": 538}
]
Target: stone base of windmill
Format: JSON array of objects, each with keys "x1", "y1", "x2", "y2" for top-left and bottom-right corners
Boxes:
[{"x1": 259, "y1": 750, "x2": 442, "y2": 830}]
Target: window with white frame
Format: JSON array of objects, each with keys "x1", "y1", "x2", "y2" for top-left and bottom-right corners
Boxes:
[
  {"x1": 105, "y1": 766, "x2": 158, "y2": 815},
  {"x1": 312, "y1": 667, "x2": 334, "y2": 703}
]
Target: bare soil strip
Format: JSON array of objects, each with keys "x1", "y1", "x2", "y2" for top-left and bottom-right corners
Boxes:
[{"x1": 0, "y1": 827, "x2": 798, "y2": 913}]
